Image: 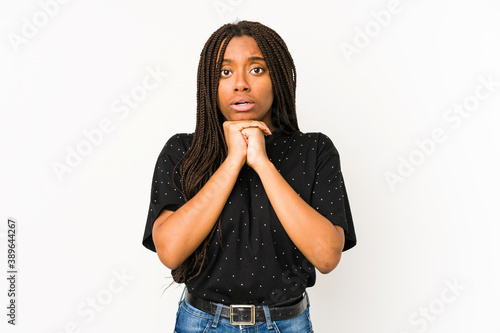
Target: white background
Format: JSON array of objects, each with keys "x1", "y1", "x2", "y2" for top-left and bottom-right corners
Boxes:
[{"x1": 1, "y1": 0, "x2": 500, "y2": 332}]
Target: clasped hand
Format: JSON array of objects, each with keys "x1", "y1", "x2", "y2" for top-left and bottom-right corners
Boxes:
[{"x1": 223, "y1": 120, "x2": 272, "y2": 170}]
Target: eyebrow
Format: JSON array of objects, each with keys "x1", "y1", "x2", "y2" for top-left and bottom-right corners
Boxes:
[{"x1": 222, "y1": 56, "x2": 266, "y2": 63}]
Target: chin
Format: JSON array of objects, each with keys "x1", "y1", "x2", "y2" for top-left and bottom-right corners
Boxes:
[{"x1": 231, "y1": 113, "x2": 256, "y2": 121}]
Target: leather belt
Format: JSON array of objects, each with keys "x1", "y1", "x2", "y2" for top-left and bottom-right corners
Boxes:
[{"x1": 185, "y1": 291, "x2": 307, "y2": 325}]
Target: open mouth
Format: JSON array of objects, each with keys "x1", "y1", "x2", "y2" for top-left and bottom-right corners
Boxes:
[{"x1": 231, "y1": 101, "x2": 255, "y2": 111}]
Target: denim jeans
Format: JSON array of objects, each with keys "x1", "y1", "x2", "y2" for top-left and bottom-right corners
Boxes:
[{"x1": 174, "y1": 293, "x2": 314, "y2": 332}]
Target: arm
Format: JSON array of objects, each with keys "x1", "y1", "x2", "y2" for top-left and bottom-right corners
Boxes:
[
  {"x1": 242, "y1": 128, "x2": 345, "y2": 274},
  {"x1": 152, "y1": 155, "x2": 244, "y2": 270},
  {"x1": 152, "y1": 121, "x2": 271, "y2": 270}
]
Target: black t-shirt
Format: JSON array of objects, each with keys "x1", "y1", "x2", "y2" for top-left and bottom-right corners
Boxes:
[{"x1": 142, "y1": 128, "x2": 356, "y2": 305}]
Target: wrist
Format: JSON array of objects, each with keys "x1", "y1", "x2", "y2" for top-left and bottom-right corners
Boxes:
[
  {"x1": 224, "y1": 154, "x2": 246, "y2": 170},
  {"x1": 251, "y1": 158, "x2": 274, "y2": 175}
]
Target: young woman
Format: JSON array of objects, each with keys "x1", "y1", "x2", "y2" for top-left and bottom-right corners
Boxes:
[{"x1": 142, "y1": 20, "x2": 356, "y2": 332}]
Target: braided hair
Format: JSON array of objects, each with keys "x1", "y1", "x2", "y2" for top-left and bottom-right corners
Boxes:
[{"x1": 172, "y1": 20, "x2": 299, "y2": 283}]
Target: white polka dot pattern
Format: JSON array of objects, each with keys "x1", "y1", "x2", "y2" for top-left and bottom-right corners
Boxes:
[{"x1": 142, "y1": 128, "x2": 356, "y2": 305}]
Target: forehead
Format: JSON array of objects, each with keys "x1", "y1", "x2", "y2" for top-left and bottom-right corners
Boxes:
[{"x1": 220, "y1": 36, "x2": 265, "y2": 61}]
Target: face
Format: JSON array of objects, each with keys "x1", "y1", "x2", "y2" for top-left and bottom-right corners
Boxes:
[{"x1": 217, "y1": 36, "x2": 274, "y2": 130}]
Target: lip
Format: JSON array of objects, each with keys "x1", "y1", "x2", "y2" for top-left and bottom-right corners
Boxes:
[
  {"x1": 231, "y1": 102, "x2": 255, "y2": 112},
  {"x1": 230, "y1": 97, "x2": 255, "y2": 112}
]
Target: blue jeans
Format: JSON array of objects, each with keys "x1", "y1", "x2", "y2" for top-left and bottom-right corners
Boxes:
[{"x1": 174, "y1": 293, "x2": 314, "y2": 332}]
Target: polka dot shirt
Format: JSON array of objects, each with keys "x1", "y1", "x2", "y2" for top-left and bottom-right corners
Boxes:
[{"x1": 143, "y1": 128, "x2": 356, "y2": 305}]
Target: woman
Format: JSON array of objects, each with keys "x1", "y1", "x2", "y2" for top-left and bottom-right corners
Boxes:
[{"x1": 142, "y1": 20, "x2": 356, "y2": 332}]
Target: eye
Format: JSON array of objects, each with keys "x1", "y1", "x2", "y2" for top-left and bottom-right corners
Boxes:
[
  {"x1": 251, "y1": 67, "x2": 265, "y2": 74},
  {"x1": 221, "y1": 69, "x2": 232, "y2": 77}
]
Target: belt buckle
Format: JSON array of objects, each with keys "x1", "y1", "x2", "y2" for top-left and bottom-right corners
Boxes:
[{"x1": 229, "y1": 304, "x2": 255, "y2": 325}]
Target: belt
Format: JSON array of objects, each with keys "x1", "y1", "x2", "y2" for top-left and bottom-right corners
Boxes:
[{"x1": 184, "y1": 291, "x2": 308, "y2": 325}]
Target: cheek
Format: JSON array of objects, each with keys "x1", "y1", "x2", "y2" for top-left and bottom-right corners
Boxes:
[{"x1": 217, "y1": 82, "x2": 231, "y2": 105}]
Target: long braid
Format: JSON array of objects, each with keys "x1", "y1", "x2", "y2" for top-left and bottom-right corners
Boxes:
[{"x1": 172, "y1": 21, "x2": 299, "y2": 283}]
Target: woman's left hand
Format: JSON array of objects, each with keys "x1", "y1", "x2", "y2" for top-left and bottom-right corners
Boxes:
[{"x1": 241, "y1": 126, "x2": 269, "y2": 170}]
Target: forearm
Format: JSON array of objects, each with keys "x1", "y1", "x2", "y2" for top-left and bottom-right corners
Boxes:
[
  {"x1": 254, "y1": 160, "x2": 345, "y2": 274},
  {"x1": 152, "y1": 156, "x2": 245, "y2": 269}
]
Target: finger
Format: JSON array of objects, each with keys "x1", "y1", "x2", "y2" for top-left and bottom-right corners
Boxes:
[
  {"x1": 230, "y1": 121, "x2": 272, "y2": 136},
  {"x1": 247, "y1": 121, "x2": 272, "y2": 136},
  {"x1": 241, "y1": 126, "x2": 265, "y2": 137},
  {"x1": 240, "y1": 130, "x2": 249, "y2": 145}
]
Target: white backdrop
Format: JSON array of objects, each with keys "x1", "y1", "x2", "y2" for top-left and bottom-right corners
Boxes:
[{"x1": 1, "y1": 0, "x2": 500, "y2": 332}]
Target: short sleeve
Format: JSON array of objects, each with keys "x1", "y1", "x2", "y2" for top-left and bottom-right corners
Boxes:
[
  {"x1": 310, "y1": 134, "x2": 356, "y2": 251},
  {"x1": 142, "y1": 134, "x2": 190, "y2": 252}
]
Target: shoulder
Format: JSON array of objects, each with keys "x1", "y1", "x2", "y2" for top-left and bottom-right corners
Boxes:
[
  {"x1": 158, "y1": 133, "x2": 194, "y2": 159},
  {"x1": 293, "y1": 132, "x2": 339, "y2": 156}
]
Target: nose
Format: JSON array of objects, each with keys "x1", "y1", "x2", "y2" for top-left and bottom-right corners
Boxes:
[{"x1": 233, "y1": 72, "x2": 250, "y2": 92}]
